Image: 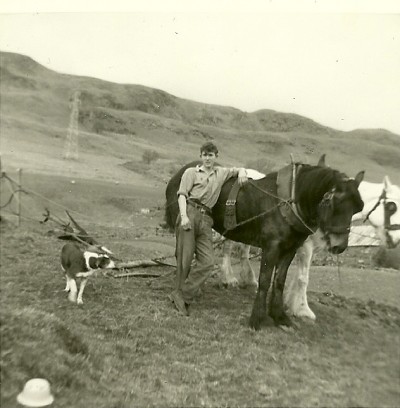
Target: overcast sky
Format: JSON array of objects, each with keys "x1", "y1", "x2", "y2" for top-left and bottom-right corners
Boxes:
[{"x1": 1, "y1": 1, "x2": 399, "y2": 134}]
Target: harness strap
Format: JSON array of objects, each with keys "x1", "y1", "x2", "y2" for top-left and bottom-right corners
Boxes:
[
  {"x1": 223, "y1": 179, "x2": 241, "y2": 230},
  {"x1": 277, "y1": 162, "x2": 315, "y2": 234}
]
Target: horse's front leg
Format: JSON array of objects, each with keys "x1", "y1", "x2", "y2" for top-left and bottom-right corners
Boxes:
[
  {"x1": 270, "y1": 250, "x2": 297, "y2": 326},
  {"x1": 249, "y1": 248, "x2": 276, "y2": 330},
  {"x1": 284, "y1": 239, "x2": 316, "y2": 320}
]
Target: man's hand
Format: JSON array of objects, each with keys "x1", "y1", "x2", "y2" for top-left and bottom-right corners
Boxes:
[
  {"x1": 180, "y1": 214, "x2": 192, "y2": 230},
  {"x1": 238, "y1": 169, "x2": 249, "y2": 187}
]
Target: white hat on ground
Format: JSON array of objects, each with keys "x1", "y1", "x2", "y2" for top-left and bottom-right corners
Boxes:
[{"x1": 17, "y1": 378, "x2": 54, "y2": 407}]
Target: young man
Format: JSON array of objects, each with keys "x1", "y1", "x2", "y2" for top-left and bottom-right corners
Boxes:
[{"x1": 169, "y1": 142, "x2": 248, "y2": 315}]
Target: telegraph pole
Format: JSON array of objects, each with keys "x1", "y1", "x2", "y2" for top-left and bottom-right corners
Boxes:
[{"x1": 64, "y1": 90, "x2": 81, "y2": 160}]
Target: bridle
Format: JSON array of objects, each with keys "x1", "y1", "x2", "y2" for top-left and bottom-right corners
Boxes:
[
  {"x1": 318, "y1": 186, "x2": 352, "y2": 235},
  {"x1": 363, "y1": 188, "x2": 400, "y2": 246}
]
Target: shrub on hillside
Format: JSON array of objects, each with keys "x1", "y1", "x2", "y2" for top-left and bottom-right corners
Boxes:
[
  {"x1": 93, "y1": 119, "x2": 105, "y2": 134},
  {"x1": 142, "y1": 149, "x2": 160, "y2": 164},
  {"x1": 373, "y1": 247, "x2": 400, "y2": 270}
]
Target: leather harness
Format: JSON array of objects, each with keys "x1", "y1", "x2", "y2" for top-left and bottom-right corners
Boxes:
[
  {"x1": 223, "y1": 163, "x2": 314, "y2": 234},
  {"x1": 276, "y1": 163, "x2": 314, "y2": 234}
]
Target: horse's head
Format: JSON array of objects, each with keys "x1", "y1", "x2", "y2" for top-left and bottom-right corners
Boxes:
[
  {"x1": 318, "y1": 171, "x2": 365, "y2": 254},
  {"x1": 363, "y1": 176, "x2": 400, "y2": 248}
]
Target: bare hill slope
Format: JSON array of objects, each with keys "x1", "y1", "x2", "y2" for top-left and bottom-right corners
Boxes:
[{"x1": 1, "y1": 51, "x2": 399, "y2": 186}]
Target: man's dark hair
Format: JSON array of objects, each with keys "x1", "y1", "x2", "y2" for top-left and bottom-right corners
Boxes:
[{"x1": 200, "y1": 142, "x2": 218, "y2": 155}]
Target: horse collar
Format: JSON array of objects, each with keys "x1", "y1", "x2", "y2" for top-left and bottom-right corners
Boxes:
[{"x1": 277, "y1": 163, "x2": 315, "y2": 234}]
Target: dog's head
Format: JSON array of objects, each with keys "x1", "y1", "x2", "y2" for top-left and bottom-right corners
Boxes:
[
  {"x1": 85, "y1": 252, "x2": 116, "y2": 270},
  {"x1": 96, "y1": 255, "x2": 115, "y2": 269}
]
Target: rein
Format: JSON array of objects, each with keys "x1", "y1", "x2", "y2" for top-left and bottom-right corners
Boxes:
[
  {"x1": 246, "y1": 180, "x2": 316, "y2": 234},
  {"x1": 222, "y1": 167, "x2": 346, "y2": 237}
]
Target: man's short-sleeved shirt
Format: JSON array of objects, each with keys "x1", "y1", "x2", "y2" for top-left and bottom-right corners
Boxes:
[{"x1": 177, "y1": 165, "x2": 239, "y2": 208}]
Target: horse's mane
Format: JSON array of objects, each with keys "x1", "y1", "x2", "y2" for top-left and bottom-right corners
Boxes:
[{"x1": 296, "y1": 165, "x2": 348, "y2": 206}]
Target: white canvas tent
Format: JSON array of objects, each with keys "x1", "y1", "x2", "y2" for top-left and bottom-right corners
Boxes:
[{"x1": 348, "y1": 225, "x2": 380, "y2": 247}]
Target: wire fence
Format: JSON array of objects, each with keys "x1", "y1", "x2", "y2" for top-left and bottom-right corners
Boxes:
[{"x1": 0, "y1": 164, "x2": 166, "y2": 234}]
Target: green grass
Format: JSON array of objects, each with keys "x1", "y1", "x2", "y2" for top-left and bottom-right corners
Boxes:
[{"x1": 1, "y1": 222, "x2": 400, "y2": 408}]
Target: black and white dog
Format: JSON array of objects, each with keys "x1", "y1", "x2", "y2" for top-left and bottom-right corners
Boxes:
[{"x1": 61, "y1": 242, "x2": 115, "y2": 304}]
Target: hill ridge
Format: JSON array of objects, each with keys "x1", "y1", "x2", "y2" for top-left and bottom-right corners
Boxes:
[
  {"x1": 0, "y1": 50, "x2": 399, "y2": 186},
  {"x1": 0, "y1": 50, "x2": 381, "y2": 135}
]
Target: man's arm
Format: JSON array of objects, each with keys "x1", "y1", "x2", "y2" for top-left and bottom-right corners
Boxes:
[
  {"x1": 178, "y1": 194, "x2": 191, "y2": 230},
  {"x1": 177, "y1": 168, "x2": 195, "y2": 230},
  {"x1": 223, "y1": 167, "x2": 248, "y2": 186},
  {"x1": 237, "y1": 168, "x2": 248, "y2": 186}
]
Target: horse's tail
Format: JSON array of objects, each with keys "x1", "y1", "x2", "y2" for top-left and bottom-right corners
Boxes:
[
  {"x1": 163, "y1": 160, "x2": 202, "y2": 233},
  {"x1": 163, "y1": 199, "x2": 176, "y2": 233}
]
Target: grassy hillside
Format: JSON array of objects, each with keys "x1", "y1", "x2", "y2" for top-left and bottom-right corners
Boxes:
[{"x1": 1, "y1": 50, "x2": 399, "y2": 189}]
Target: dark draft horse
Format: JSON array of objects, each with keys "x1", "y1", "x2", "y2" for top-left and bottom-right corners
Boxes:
[{"x1": 165, "y1": 158, "x2": 364, "y2": 330}]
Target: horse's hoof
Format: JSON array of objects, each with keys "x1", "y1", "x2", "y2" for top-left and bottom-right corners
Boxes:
[
  {"x1": 249, "y1": 315, "x2": 262, "y2": 331},
  {"x1": 261, "y1": 316, "x2": 275, "y2": 327},
  {"x1": 287, "y1": 304, "x2": 316, "y2": 320},
  {"x1": 226, "y1": 279, "x2": 239, "y2": 288},
  {"x1": 295, "y1": 309, "x2": 316, "y2": 320},
  {"x1": 274, "y1": 314, "x2": 293, "y2": 327},
  {"x1": 239, "y1": 281, "x2": 258, "y2": 290},
  {"x1": 249, "y1": 315, "x2": 274, "y2": 330},
  {"x1": 279, "y1": 325, "x2": 294, "y2": 333}
]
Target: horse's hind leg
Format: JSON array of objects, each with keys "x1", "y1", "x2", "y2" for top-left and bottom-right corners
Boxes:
[
  {"x1": 220, "y1": 239, "x2": 239, "y2": 287},
  {"x1": 270, "y1": 251, "x2": 297, "y2": 326},
  {"x1": 249, "y1": 249, "x2": 275, "y2": 330},
  {"x1": 239, "y1": 244, "x2": 258, "y2": 288}
]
